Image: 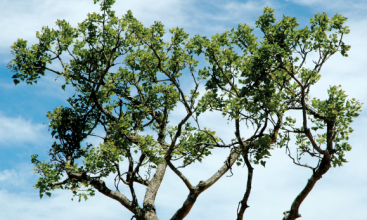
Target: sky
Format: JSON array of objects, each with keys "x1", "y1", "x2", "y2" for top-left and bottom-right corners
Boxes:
[{"x1": 0, "y1": 0, "x2": 367, "y2": 219}]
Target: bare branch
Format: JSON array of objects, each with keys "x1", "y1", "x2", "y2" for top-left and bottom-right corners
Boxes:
[
  {"x1": 68, "y1": 172, "x2": 136, "y2": 213},
  {"x1": 167, "y1": 160, "x2": 193, "y2": 190},
  {"x1": 286, "y1": 145, "x2": 314, "y2": 170},
  {"x1": 170, "y1": 147, "x2": 241, "y2": 220}
]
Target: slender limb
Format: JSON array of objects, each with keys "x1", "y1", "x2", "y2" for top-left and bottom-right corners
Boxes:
[
  {"x1": 235, "y1": 119, "x2": 253, "y2": 219},
  {"x1": 286, "y1": 144, "x2": 314, "y2": 170},
  {"x1": 236, "y1": 112, "x2": 283, "y2": 219},
  {"x1": 170, "y1": 147, "x2": 241, "y2": 220},
  {"x1": 165, "y1": 111, "x2": 194, "y2": 159},
  {"x1": 236, "y1": 152, "x2": 253, "y2": 220},
  {"x1": 68, "y1": 172, "x2": 136, "y2": 213},
  {"x1": 126, "y1": 149, "x2": 139, "y2": 208},
  {"x1": 134, "y1": 175, "x2": 150, "y2": 186},
  {"x1": 287, "y1": 106, "x2": 329, "y2": 123},
  {"x1": 283, "y1": 152, "x2": 331, "y2": 220},
  {"x1": 167, "y1": 160, "x2": 193, "y2": 190},
  {"x1": 284, "y1": 108, "x2": 335, "y2": 219}
]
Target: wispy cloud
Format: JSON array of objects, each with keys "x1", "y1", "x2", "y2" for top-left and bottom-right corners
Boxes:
[
  {"x1": 287, "y1": 0, "x2": 367, "y2": 13},
  {"x1": 0, "y1": 164, "x2": 36, "y2": 191},
  {"x1": 0, "y1": 0, "x2": 274, "y2": 59},
  {"x1": 0, "y1": 189, "x2": 134, "y2": 220},
  {"x1": 0, "y1": 113, "x2": 47, "y2": 147},
  {"x1": 0, "y1": 0, "x2": 101, "y2": 60}
]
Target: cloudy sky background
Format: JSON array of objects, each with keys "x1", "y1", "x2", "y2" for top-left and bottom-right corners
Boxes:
[{"x1": 1, "y1": 0, "x2": 366, "y2": 219}]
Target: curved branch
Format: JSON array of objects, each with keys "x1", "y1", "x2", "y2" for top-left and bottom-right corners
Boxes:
[
  {"x1": 167, "y1": 160, "x2": 193, "y2": 190},
  {"x1": 170, "y1": 147, "x2": 241, "y2": 220},
  {"x1": 68, "y1": 172, "x2": 135, "y2": 213},
  {"x1": 284, "y1": 153, "x2": 331, "y2": 220},
  {"x1": 235, "y1": 118, "x2": 253, "y2": 220}
]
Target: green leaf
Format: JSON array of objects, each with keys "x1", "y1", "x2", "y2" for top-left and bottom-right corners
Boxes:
[
  {"x1": 13, "y1": 79, "x2": 20, "y2": 85},
  {"x1": 260, "y1": 161, "x2": 266, "y2": 167}
]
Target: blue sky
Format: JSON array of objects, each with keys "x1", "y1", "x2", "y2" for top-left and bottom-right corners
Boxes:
[{"x1": 1, "y1": 0, "x2": 367, "y2": 219}]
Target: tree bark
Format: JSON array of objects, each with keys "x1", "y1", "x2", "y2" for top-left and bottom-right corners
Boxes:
[
  {"x1": 283, "y1": 153, "x2": 331, "y2": 220},
  {"x1": 236, "y1": 152, "x2": 253, "y2": 220},
  {"x1": 141, "y1": 161, "x2": 168, "y2": 220},
  {"x1": 170, "y1": 148, "x2": 241, "y2": 220}
]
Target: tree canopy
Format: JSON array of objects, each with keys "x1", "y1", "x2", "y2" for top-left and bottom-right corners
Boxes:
[{"x1": 8, "y1": 0, "x2": 362, "y2": 219}]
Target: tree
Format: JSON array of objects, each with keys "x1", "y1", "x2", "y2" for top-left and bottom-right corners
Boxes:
[{"x1": 8, "y1": 0, "x2": 362, "y2": 219}]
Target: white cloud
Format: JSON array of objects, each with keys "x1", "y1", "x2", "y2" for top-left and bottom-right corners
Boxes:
[
  {"x1": 0, "y1": 0, "x2": 100, "y2": 55},
  {"x1": 0, "y1": 189, "x2": 134, "y2": 220},
  {"x1": 0, "y1": 165, "x2": 37, "y2": 191},
  {"x1": 0, "y1": 0, "x2": 273, "y2": 60},
  {"x1": 0, "y1": 169, "x2": 16, "y2": 182},
  {"x1": 0, "y1": 113, "x2": 47, "y2": 147},
  {"x1": 0, "y1": 0, "x2": 191, "y2": 57}
]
